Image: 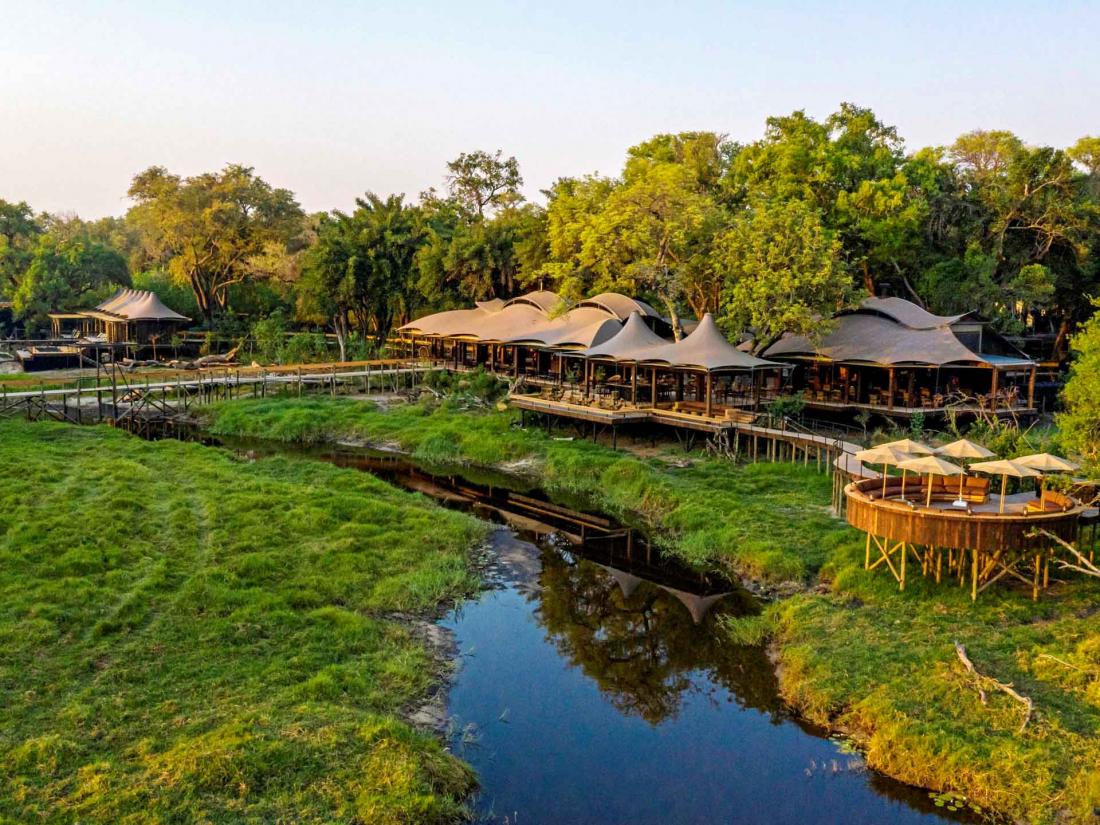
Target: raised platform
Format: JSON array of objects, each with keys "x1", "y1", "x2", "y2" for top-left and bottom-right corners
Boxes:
[{"x1": 845, "y1": 476, "x2": 1086, "y2": 599}]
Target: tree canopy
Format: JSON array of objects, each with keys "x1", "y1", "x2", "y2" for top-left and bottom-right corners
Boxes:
[{"x1": 0, "y1": 110, "x2": 1096, "y2": 373}]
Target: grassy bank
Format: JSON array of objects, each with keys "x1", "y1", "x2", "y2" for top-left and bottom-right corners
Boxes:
[
  {"x1": 206, "y1": 396, "x2": 1100, "y2": 823},
  {"x1": 204, "y1": 396, "x2": 851, "y2": 583},
  {"x1": 0, "y1": 419, "x2": 486, "y2": 824},
  {"x1": 730, "y1": 542, "x2": 1100, "y2": 823}
]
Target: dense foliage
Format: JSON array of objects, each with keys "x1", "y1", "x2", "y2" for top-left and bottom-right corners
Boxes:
[
  {"x1": 1, "y1": 105, "x2": 1097, "y2": 363},
  {"x1": 1058, "y1": 300, "x2": 1100, "y2": 470}
]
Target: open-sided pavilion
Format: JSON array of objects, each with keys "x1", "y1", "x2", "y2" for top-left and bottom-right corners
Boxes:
[{"x1": 764, "y1": 297, "x2": 1037, "y2": 418}]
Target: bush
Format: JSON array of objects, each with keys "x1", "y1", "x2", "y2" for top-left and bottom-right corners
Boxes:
[{"x1": 251, "y1": 313, "x2": 287, "y2": 364}]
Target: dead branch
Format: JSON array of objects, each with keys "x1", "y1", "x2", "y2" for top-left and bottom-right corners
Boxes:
[
  {"x1": 954, "y1": 641, "x2": 1033, "y2": 733},
  {"x1": 1030, "y1": 528, "x2": 1100, "y2": 579}
]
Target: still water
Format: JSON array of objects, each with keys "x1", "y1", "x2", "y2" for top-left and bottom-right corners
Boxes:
[{"x1": 218, "y1": 440, "x2": 971, "y2": 824}]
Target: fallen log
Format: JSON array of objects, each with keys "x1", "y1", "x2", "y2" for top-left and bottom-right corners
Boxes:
[{"x1": 954, "y1": 641, "x2": 1033, "y2": 733}]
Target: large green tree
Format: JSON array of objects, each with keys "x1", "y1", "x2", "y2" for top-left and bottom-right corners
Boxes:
[
  {"x1": 12, "y1": 231, "x2": 129, "y2": 332},
  {"x1": 127, "y1": 165, "x2": 303, "y2": 322},
  {"x1": 0, "y1": 200, "x2": 43, "y2": 296},
  {"x1": 1057, "y1": 302, "x2": 1100, "y2": 471},
  {"x1": 715, "y1": 199, "x2": 850, "y2": 354}
]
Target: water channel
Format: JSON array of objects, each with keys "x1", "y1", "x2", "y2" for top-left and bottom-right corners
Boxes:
[{"x1": 215, "y1": 437, "x2": 974, "y2": 824}]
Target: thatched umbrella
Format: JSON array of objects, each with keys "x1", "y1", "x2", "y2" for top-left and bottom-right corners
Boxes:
[
  {"x1": 968, "y1": 459, "x2": 1042, "y2": 513},
  {"x1": 934, "y1": 438, "x2": 995, "y2": 503},
  {"x1": 898, "y1": 455, "x2": 965, "y2": 506},
  {"x1": 855, "y1": 445, "x2": 914, "y2": 497}
]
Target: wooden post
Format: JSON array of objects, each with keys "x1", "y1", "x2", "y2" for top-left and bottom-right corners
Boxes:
[
  {"x1": 887, "y1": 367, "x2": 895, "y2": 411},
  {"x1": 704, "y1": 372, "x2": 713, "y2": 418},
  {"x1": 990, "y1": 367, "x2": 999, "y2": 412},
  {"x1": 651, "y1": 367, "x2": 657, "y2": 407},
  {"x1": 971, "y1": 549, "x2": 979, "y2": 601},
  {"x1": 1027, "y1": 366, "x2": 1036, "y2": 410},
  {"x1": 631, "y1": 364, "x2": 638, "y2": 404}
]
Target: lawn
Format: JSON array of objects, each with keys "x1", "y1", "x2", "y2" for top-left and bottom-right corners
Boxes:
[
  {"x1": 728, "y1": 545, "x2": 1100, "y2": 824},
  {"x1": 0, "y1": 419, "x2": 486, "y2": 824}
]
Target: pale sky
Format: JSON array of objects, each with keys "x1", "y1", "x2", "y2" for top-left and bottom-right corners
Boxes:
[{"x1": 2, "y1": 0, "x2": 1097, "y2": 219}]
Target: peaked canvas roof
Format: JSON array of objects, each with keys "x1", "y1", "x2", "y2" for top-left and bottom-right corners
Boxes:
[
  {"x1": 398, "y1": 290, "x2": 656, "y2": 349},
  {"x1": 503, "y1": 307, "x2": 623, "y2": 349},
  {"x1": 856, "y1": 296, "x2": 969, "y2": 329},
  {"x1": 581, "y1": 311, "x2": 668, "y2": 360},
  {"x1": 639, "y1": 314, "x2": 780, "y2": 372},
  {"x1": 575, "y1": 292, "x2": 661, "y2": 321},
  {"x1": 765, "y1": 299, "x2": 1032, "y2": 368},
  {"x1": 92, "y1": 289, "x2": 189, "y2": 322},
  {"x1": 503, "y1": 290, "x2": 561, "y2": 313}
]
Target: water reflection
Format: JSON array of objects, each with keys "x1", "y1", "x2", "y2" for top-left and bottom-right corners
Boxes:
[
  {"x1": 208, "y1": 436, "x2": 972, "y2": 823},
  {"x1": 535, "y1": 546, "x2": 780, "y2": 724}
]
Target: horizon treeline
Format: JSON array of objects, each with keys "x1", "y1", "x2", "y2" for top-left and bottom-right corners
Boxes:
[{"x1": 2, "y1": 103, "x2": 1099, "y2": 359}]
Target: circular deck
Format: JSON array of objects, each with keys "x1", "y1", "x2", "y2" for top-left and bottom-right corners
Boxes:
[{"x1": 845, "y1": 477, "x2": 1085, "y2": 553}]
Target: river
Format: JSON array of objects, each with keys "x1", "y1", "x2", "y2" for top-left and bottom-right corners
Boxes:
[{"x1": 216, "y1": 438, "x2": 974, "y2": 824}]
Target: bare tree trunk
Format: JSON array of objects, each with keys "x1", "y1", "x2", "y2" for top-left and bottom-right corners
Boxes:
[{"x1": 662, "y1": 297, "x2": 684, "y2": 341}]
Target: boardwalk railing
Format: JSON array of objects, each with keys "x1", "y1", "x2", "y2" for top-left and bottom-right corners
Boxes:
[{"x1": 0, "y1": 359, "x2": 432, "y2": 434}]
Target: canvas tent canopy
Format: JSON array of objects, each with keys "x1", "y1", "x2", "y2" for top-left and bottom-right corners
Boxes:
[
  {"x1": 87, "y1": 289, "x2": 190, "y2": 323},
  {"x1": 398, "y1": 290, "x2": 663, "y2": 350},
  {"x1": 764, "y1": 296, "x2": 1031, "y2": 368},
  {"x1": 638, "y1": 314, "x2": 780, "y2": 372}
]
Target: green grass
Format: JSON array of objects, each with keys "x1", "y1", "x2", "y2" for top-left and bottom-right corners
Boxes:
[
  {"x1": 205, "y1": 396, "x2": 847, "y2": 582},
  {"x1": 726, "y1": 539, "x2": 1100, "y2": 823},
  {"x1": 0, "y1": 419, "x2": 486, "y2": 824},
  {"x1": 207, "y1": 396, "x2": 1100, "y2": 823}
]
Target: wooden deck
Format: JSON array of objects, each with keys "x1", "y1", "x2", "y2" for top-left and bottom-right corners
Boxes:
[{"x1": 845, "y1": 477, "x2": 1086, "y2": 599}]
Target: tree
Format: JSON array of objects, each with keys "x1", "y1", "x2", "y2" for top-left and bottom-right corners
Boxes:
[
  {"x1": 300, "y1": 193, "x2": 424, "y2": 359},
  {"x1": 535, "y1": 175, "x2": 619, "y2": 301},
  {"x1": 445, "y1": 150, "x2": 523, "y2": 218},
  {"x1": 715, "y1": 199, "x2": 851, "y2": 354},
  {"x1": 127, "y1": 165, "x2": 303, "y2": 322},
  {"x1": 12, "y1": 232, "x2": 129, "y2": 332},
  {"x1": 0, "y1": 200, "x2": 43, "y2": 295},
  {"x1": 1057, "y1": 302, "x2": 1100, "y2": 471},
  {"x1": 581, "y1": 161, "x2": 713, "y2": 338}
]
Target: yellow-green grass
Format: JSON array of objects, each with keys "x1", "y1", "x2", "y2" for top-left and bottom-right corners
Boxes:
[
  {"x1": 726, "y1": 540, "x2": 1100, "y2": 823},
  {"x1": 0, "y1": 419, "x2": 485, "y2": 824},
  {"x1": 204, "y1": 396, "x2": 848, "y2": 582}
]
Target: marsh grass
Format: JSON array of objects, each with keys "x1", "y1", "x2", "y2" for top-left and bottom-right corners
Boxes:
[
  {"x1": 205, "y1": 397, "x2": 847, "y2": 582},
  {"x1": 0, "y1": 419, "x2": 485, "y2": 823}
]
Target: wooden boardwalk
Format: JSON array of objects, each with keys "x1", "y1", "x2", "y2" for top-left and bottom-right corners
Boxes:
[{"x1": 0, "y1": 360, "x2": 432, "y2": 432}]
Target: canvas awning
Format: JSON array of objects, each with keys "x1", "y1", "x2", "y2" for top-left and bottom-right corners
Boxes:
[
  {"x1": 503, "y1": 307, "x2": 624, "y2": 349},
  {"x1": 90, "y1": 288, "x2": 190, "y2": 322},
  {"x1": 764, "y1": 295, "x2": 1033, "y2": 368},
  {"x1": 580, "y1": 311, "x2": 668, "y2": 361},
  {"x1": 639, "y1": 314, "x2": 780, "y2": 372}
]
